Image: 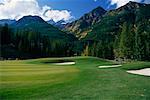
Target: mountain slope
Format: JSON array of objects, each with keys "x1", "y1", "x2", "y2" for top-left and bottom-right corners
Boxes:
[
  {"x1": 84, "y1": 1, "x2": 150, "y2": 60},
  {"x1": 86, "y1": 1, "x2": 150, "y2": 40},
  {"x1": 12, "y1": 16, "x2": 75, "y2": 41},
  {"x1": 64, "y1": 6, "x2": 106, "y2": 39}
]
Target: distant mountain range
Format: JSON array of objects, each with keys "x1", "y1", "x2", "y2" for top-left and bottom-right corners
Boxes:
[
  {"x1": 47, "y1": 19, "x2": 66, "y2": 29},
  {"x1": 0, "y1": 17, "x2": 66, "y2": 30},
  {"x1": 0, "y1": 19, "x2": 16, "y2": 25}
]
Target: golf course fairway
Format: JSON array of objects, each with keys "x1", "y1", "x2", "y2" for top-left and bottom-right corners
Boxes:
[{"x1": 0, "y1": 57, "x2": 150, "y2": 100}]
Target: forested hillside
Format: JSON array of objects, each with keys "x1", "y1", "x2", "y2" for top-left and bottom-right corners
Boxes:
[
  {"x1": 0, "y1": 16, "x2": 77, "y2": 59},
  {"x1": 83, "y1": 1, "x2": 150, "y2": 61}
]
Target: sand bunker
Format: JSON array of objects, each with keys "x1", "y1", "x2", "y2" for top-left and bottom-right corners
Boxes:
[
  {"x1": 127, "y1": 68, "x2": 150, "y2": 76},
  {"x1": 54, "y1": 62, "x2": 75, "y2": 65},
  {"x1": 98, "y1": 65, "x2": 122, "y2": 68}
]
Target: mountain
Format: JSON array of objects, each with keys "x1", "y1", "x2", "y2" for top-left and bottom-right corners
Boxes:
[
  {"x1": 13, "y1": 16, "x2": 45, "y2": 27},
  {"x1": 0, "y1": 16, "x2": 77, "y2": 59},
  {"x1": 86, "y1": 1, "x2": 150, "y2": 40},
  {"x1": 12, "y1": 15, "x2": 75, "y2": 41},
  {"x1": 114, "y1": 1, "x2": 147, "y2": 12},
  {"x1": 47, "y1": 19, "x2": 56, "y2": 25},
  {"x1": 84, "y1": 1, "x2": 150, "y2": 60},
  {"x1": 0, "y1": 19, "x2": 16, "y2": 25},
  {"x1": 47, "y1": 19, "x2": 65, "y2": 29},
  {"x1": 64, "y1": 6, "x2": 106, "y2": 39}
]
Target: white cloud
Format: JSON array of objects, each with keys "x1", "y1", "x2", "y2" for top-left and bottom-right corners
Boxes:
[
  {"x1": 0, "y1": 0, "x2": 73, "y2": 22},
  {"x1": 94, "y1": 0, "x2": 150, "y2": 8},
  {"x1": 44, "y1": 10, "x2": 73, "y2": 22},
  {"x1": 110, "y1": 0, "x2": 143, "y2": 8}
]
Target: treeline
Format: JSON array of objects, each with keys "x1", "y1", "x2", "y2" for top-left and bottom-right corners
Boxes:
[
  {"x1": 0, "y1": 23, "x2": 149, "y2": 61},
  {"x1": 114, "y1": 21, "x2": 150, "y2": 61},
  {"x1": 0, "y1": 24, "x2": 74, "y2": 59},
  {"x1": 0, "y1": 20, "x2": 149, "y2": 61}
]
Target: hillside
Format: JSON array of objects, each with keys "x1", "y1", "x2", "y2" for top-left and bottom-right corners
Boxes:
[
  {"x1": 84, "y1": 1, "x2": 150, "y2": 60},
  {"x1": 64, "y1": 7, "x2": 106, "y2": 39},
  {"x1": 0, "y1": 16, "x2": 77, "y2": 59},
  {"x1": 12, "y1": 16, "x2": 74, "y2": 41}
]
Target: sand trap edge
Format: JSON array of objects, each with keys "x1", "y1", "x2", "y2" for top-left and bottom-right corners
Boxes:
[
  {"x1": 127, "y1": 68, "x2": 150, "y2": 76},
  {"x1": 54, "y1": 62, "x2": 76, "y2": 65},
  {"x1": 98, "y1": 65, "x2": 122, "y2": 68}
]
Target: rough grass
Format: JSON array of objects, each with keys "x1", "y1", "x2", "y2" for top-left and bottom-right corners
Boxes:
[
  {"x1": 0, "y1": 57, "x2": 150, "y2": 100},
  {"x1": 122, "y1": 61, "x2": 150, "y2": 70}
]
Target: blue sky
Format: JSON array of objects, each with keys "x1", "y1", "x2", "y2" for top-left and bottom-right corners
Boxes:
[
  {"x1": 37, "y1": 0, "x2": 149, "y2": 19},
  {"x1": 0, "y1": 0, "x2": 149, "y2": 22},
  {"x1": 37, "y1": 0, "x2": 115, "y2": 19}
]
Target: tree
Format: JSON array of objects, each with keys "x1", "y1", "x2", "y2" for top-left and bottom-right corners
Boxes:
[
  {"x1": 118, "y1": 22, "x2": 135, "y2": 59},
  {"x1": 0, "y1": 24, "x2": 11, "y2": 45}
]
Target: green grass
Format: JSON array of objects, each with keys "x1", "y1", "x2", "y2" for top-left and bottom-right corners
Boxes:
[{"x1": 0, "y1": 57, "x2": 150, "y2": 100}]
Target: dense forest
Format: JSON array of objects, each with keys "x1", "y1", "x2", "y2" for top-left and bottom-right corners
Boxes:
[{"x1": 0, "y1": 24, "x2": 76, "y2": 59}]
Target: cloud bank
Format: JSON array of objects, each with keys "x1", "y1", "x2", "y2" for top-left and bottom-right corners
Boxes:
[{"x1": 0, "y1": 0, "x2": 73, "y2": 22}]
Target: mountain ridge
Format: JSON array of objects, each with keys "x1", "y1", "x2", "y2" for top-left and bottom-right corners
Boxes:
[
  {"x1": 64, "y1": 6, "x2": 106, "y2": 39},
  {"x1": 11, "y1": 15, "x2": 76, "y2": 41}
]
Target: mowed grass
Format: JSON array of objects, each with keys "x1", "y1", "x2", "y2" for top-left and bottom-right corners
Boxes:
[{"x1": 0, "y1": 57, "x2": 150, "y2": 100}]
